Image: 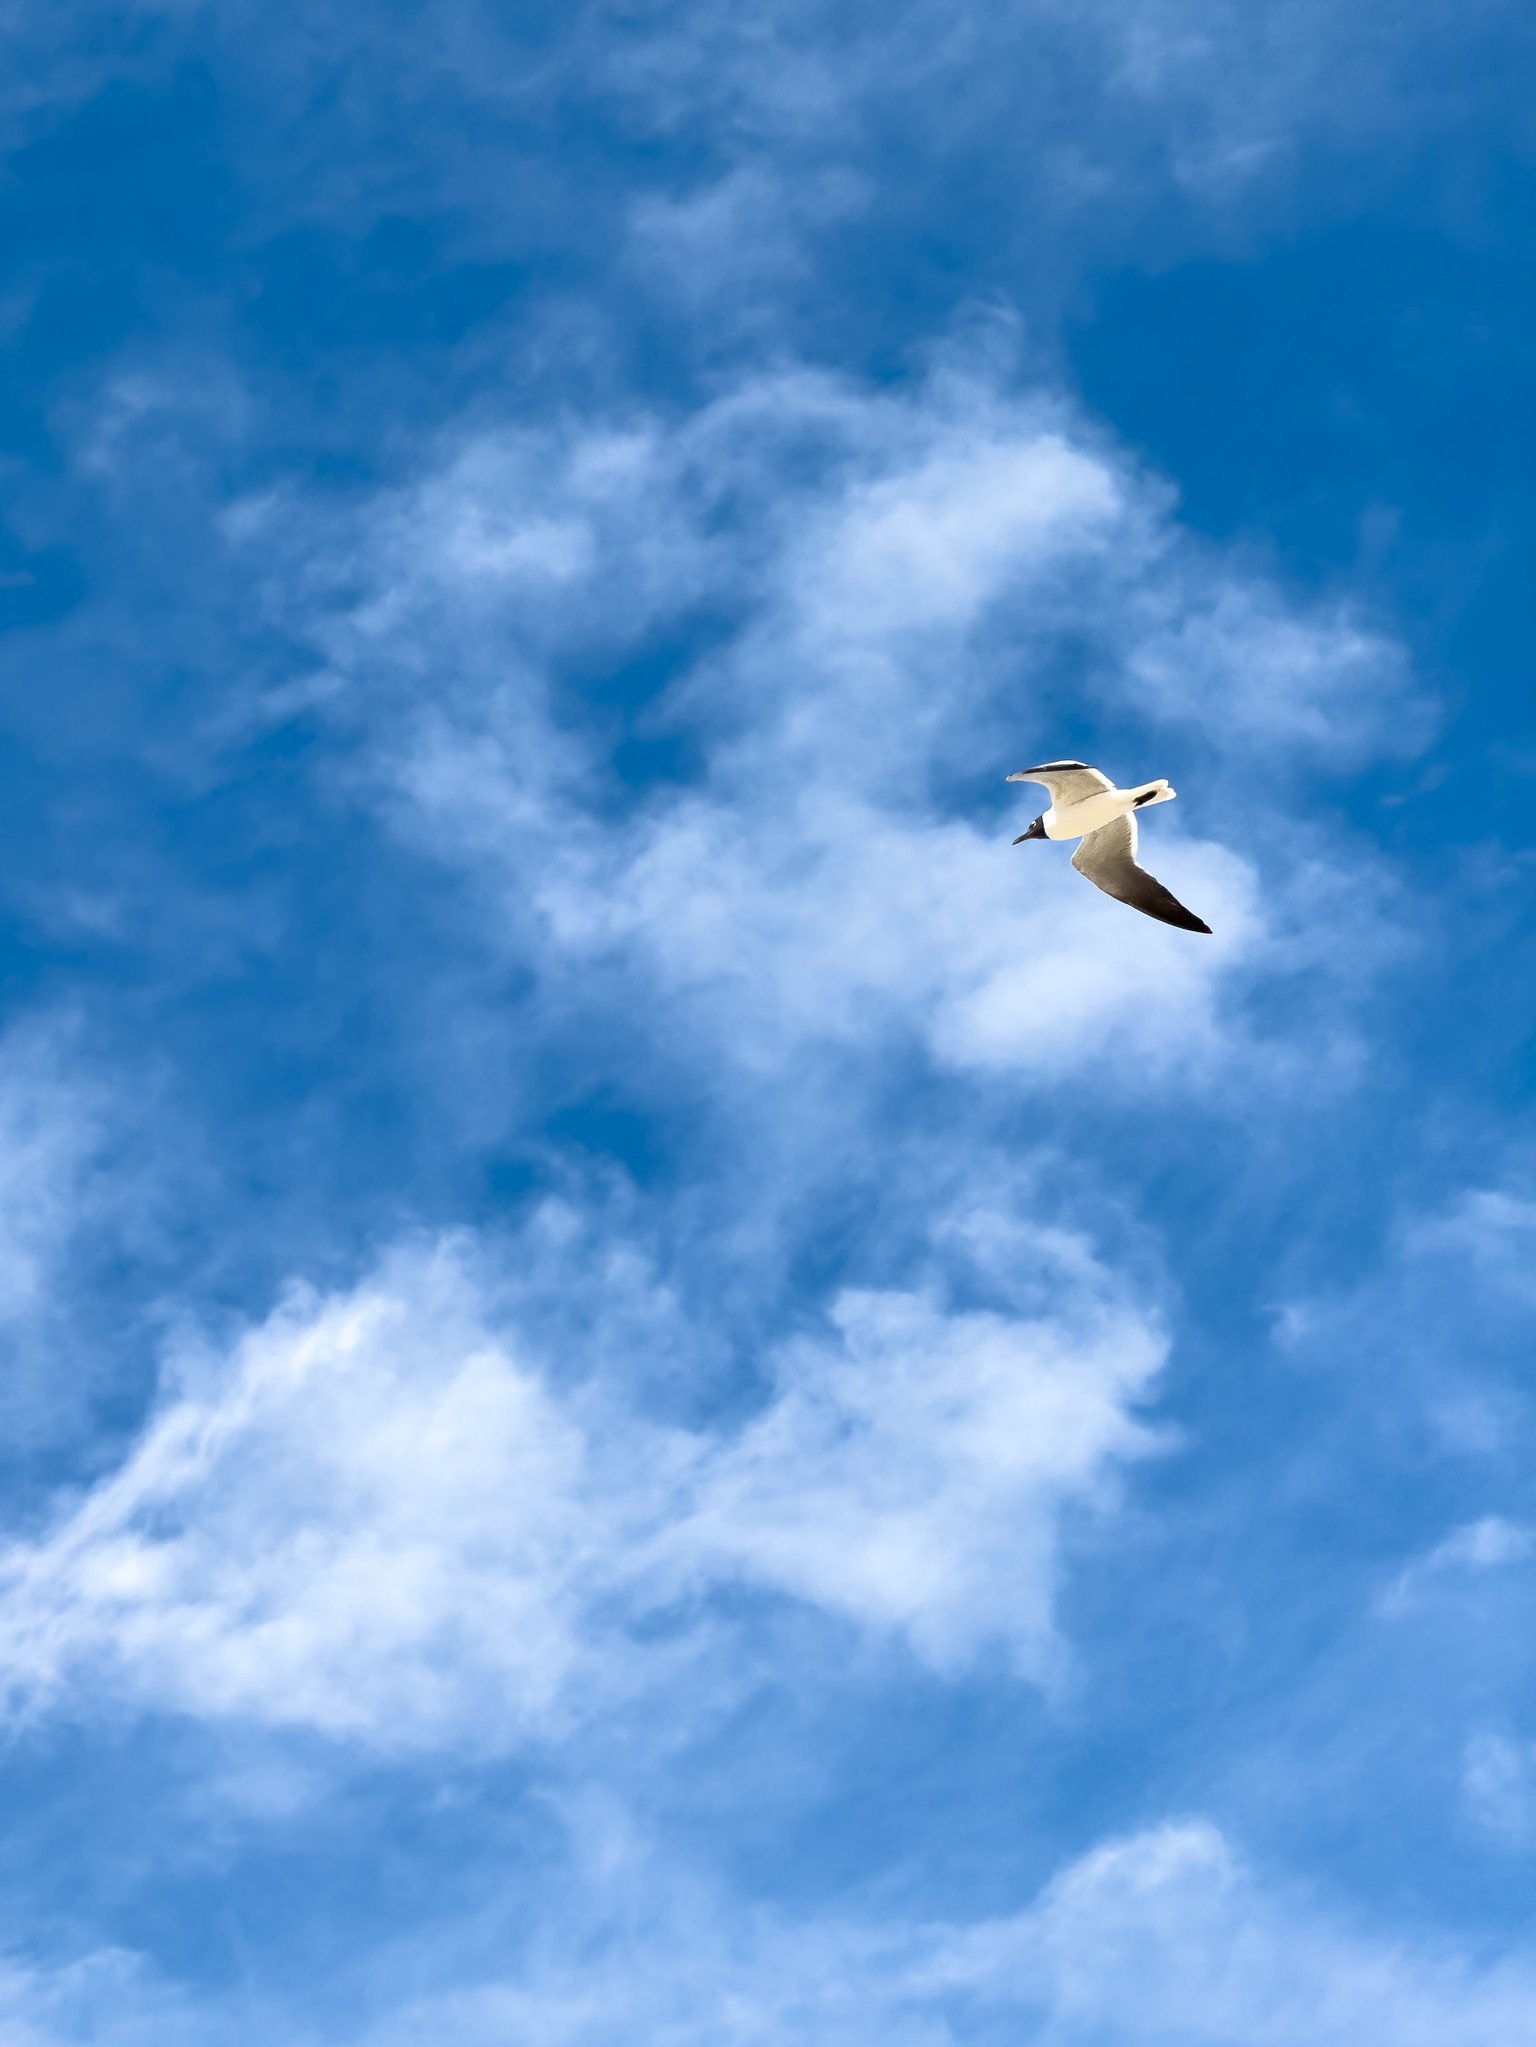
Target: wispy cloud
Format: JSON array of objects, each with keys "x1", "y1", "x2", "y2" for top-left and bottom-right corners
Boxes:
[
  {"x1": 1405, "y1": 1190, "x2": 1536, "y2": 1310},
  {"x1": 1382, "y1": 1515, "x2": 1535, "y2": 1614},
  {"x1": 232, "y1": 1818, "x2": 1536, "y2": 2043},
  {"x1": 8, "y1": 1813, "x2": 1536, "y2": 2045},
  {"x1": 218, "y1": 347, "x2": 1414, "y2": 1132},
  {"x1": 0, "y1": 1023, "x2": 101, "y2": 1330},
  {"x1": 0, "y1": 1947, "x2": 200, "y2": 2047},
  {"x1": 1464, "y1": 1730, "x2": 1536, "y2": 1847},
  {"x1": 1275, "y1": 1180, "x2": 1536, "y2": 1468},
  {"x1": 0, "y1": 1019, "x2": 157, "y2": 1456}
]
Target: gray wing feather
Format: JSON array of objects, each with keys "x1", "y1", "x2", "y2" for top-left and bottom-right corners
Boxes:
[
  {"x1": 1071, "y1": 815, "x2": 1212, "y2": 934},
  {"x1": 1007, "y1": 762, "x2": 1112, "y2": 807}
]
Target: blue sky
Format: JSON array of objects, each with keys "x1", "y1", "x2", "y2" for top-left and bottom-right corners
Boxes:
[{"x1": 0, "y1": 1, "x2": 1534, "y2": 2038}]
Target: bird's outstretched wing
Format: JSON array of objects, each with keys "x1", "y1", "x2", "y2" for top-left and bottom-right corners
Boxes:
[
  {"x1": 1071, "y1": 814, "x2": 1212, "y2": 934},
  {"x1": 1006, "y1": 761, "x2": 1113, "y2": 808}
]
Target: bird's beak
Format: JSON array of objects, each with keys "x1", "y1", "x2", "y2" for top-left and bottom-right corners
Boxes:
[{"x1": 1013, "y1": 817, "x2": 1047, "y2": 845}]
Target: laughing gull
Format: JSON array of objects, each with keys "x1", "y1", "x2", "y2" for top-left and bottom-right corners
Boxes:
[{"x1": 1007, "y1": 761, "x2": 1212, "y2": 934}]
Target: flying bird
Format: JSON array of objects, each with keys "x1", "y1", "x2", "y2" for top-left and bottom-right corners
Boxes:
[{"x1": 1007, "y1": 761, "x2": 1212, "y2": 934}]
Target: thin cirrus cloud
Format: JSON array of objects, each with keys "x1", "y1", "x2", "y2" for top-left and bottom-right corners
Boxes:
[
  {"x1": 1381, "y1": 1515, "x2": 1536, "y2": 1615},
  {"x1": 0, "y1": 1020, "x2": 152, "y2": 1452},
  {"x1": 586, "y1": 0, "x2": 1507, "y2": 210},
  {"x1": 0, "y1": 1025, "x2": 100, "y2": 1329},
  {"x1": 0, "y1": 1210, "x2": 1166, "y2": 1751},
  {"x1": 4, "y1": 1819, "x2": 1534, "y2": 2046},
  {"x1": 1274, "y1": 1181, "x2": 1536, "y2": 1467},
  {"x1": 1463, "y1": 1730, "x2": 1536, "y2": 1847},
  {"x1": 41, "y1": 1816, "x2": 1528, "y2": 2047}
]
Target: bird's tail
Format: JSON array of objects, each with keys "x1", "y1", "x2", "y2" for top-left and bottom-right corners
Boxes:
[{"x1": 1131, "y1": 780, "x2": 1175, "y2": 808}]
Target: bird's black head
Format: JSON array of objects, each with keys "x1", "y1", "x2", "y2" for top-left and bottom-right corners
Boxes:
[{"x1": 1013, "y1": 814, "x2": 1047, "y2": 845}]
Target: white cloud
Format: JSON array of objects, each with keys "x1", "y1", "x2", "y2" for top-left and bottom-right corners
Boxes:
[
  {"x1": 1125, "y1": 579, "x2": 1417, "y2": 752},
  {"x1": 585, "y1": 0, "x2": 1492, "y2": 220},
  {"x1": 1382, "y1": 1515, "x2": 1536, "y2": 1614},
  {"x1": 663, "y1": 1270, "x2": 1163, "y2": 1676},
  {"x1": 1273, "y1": 1180, "x2": 1536, "y2": 1466},
  {"x1": 9, "y1": 1815, "x2": 1536, "y2": 2046},
  {"x1": 222, "y1": 352, "x2": 1410, "y2": 1115},
  {"x1": 795, "y1": 425, "x2": 1123, "y2": 639},
  {"x1": 0, "y1": 1238, "x2": 610, "y2": 1747},
  {"x1": 0, "y1": 1024, "x2": 101, "y2": 1328},
  {"x1": 1464, "y1": 1731, "x2": 1536, "y2": 1847},
  {"x1": 0, "y1": 1019, "x2": 154, "y2": 1454},
  {"x1": 628, "y1": 163, "x2": 869, "y2": 329},
  {"x1": 1068, "y1": 0, "x2": 1504, "y2": 198},
  {"x1": 1405, "y1": 1191, "x2": 1536, "y2": 1310},
  {"x1": 0, "y1": 1948, "x2": 202, "y2": 2047},
  {"x1": 0, "y1": 1208, "x2": 1167, "y2": 1749},
  {"x1": 7, "y1": 1815, "x2": 1536, "y2": 2046},
  {"x1": 342, "y1": 1818, "x2": 1536, "y2": 2046},
  {"x1": 521, "y1": 778, "x2": 1259, "y2": 1079}
]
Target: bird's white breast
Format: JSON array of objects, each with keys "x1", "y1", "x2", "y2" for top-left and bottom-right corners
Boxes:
[{"x1": 1043, "y1": 789, "x2": 1136, "y2": 840}]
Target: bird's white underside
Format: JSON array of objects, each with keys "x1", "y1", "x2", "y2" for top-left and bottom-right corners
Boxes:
[{"x1": 1007, "y1": 763, "x2": 1209, "y2": 933}]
